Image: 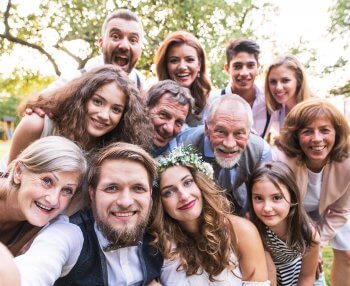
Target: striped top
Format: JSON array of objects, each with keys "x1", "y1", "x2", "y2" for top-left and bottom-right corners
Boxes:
[{"x1": 266, "y1": 228, "x2": 302, "y2": 286}]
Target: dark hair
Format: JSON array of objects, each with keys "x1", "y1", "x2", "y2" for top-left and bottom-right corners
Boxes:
[
  {"x1": 87, "y1": 142, "x2": 156, "y2": 191},
  {"x1": 225, "y1": 39, "x2": 260, "y2": 65},
  {"x1": 101, "y1": 9, "x2": 142, "y2": 36},
  {"x1": 21, "y1": 65, "x2": 154, "y2": 152},
  {"x1": 275, "y1": 98, "x2": 350, "y2": 162},
  {"x1": 150, "y1": 164, "x2": 238, "y2": 282},
  {"x1": 146, "y1": 80, "x2": 194, "y2": 119},
  {"x1": 154, "y1": 31, "x2": 211, "y2": 115},
  {"x1": 248, "y1": 161, "x2": 317, "y2": 255}
]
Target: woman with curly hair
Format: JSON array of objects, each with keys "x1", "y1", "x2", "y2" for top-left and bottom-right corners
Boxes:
[
  {"x1": 264, "y1": 55, "x2": 311, "y2": 142},
  {"x1": 154, "y1": 31, "x2": 211, "y2": 127},
  {"x1": 274, "y1": 98, "x2": 350, "y2": 285},
  {"x1": 150, "y1": 146, "x2": 270, "y2": 285},
  {"x1": 7, "y1": 65, "x2": 153, "y2": 166}
]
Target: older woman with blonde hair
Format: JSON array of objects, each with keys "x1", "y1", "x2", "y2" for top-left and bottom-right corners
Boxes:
[
  {"x1": 264, "y1": 55, "x2": 311, "y2": 142},
  {"x1": 0, "y1": 136, "x2": 87, "y2": 256},
  {"x1": 154, "y1": 31, "x2": 211, "y2": 126},
  {"x1": 274, "y1": 98, "x2": 350, "y2": 286},
  {"x1": 150, "y1": 146, "x2": 270, "y2": 285}
]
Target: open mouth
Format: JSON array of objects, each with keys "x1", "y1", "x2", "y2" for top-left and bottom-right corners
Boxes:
[
  {"x1": 114, "y1": 55, "x2": 129, "y2": 67},
  {"x1": 217, "y1": 146, "x2": 240, "y2": 155},
  {"x1": 35, "y1": 201, "x2": 54, "y2": 212},
  {"x1": 310, "y1": 146, "x2": 326, "y2": 152}
]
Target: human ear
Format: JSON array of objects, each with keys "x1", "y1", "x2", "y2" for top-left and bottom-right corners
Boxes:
[
  {"x1": 224, "y1": 63, "x2": 229, "y2": 73},
  {"x1": 13, "y1": 162, "x2": 23, "y2": 185},
  {"x1": 88, "y1": 186, "x2": 95, "y2": 201},
  {"x1": 98, "y1": 37, "x2": 103, "y2": 48}
]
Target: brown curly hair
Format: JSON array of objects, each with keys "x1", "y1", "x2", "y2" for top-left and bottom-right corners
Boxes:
[
  {"x1": 275, "y1": 98, "x2": 350, "y2": 162},
  {"x1": 20, "y1": 65, "x2": 154, "y2": 152},
  {"x1": 149, "y1": 164, "x2": 238, "y2": 282},
  {"x1": 153, "y1": 31, "x2": 211, "y2": 116}
]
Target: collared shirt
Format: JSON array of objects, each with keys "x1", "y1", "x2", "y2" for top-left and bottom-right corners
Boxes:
[
  {"x1": 210, "y1": 84, "x2": 268, "y2": 136},
  {"x1": 46, "y1": 56, "x2": 145, "y2": 92},
  {"x1": 203, "y1": 135, "x2": 271, "y2": 190},
  {"x1": 15, "y1": 215, "x2": 144, "y2": 286}
]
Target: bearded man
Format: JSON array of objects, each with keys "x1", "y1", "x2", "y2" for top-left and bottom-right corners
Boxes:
[
  {"x1": 14, "y1": 142, "x2": 163, "y2": 286},
  {"x1": 177, "y1": 94, "x2": 272, "y2": 216}
]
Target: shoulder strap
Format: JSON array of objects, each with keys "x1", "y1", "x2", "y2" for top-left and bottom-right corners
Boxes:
[
  {"x1": 79, "y1": 68, "x2": 87, "y2": 74},
  {"x1": 261, "y1": 106, "x2": 271, "y2": 138},
  {"x1": 221, "y1": 88, "x2": 226, "y2": 95}
]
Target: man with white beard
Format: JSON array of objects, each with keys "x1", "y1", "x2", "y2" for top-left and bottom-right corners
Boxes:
[
  {"x1": 14, "y1": 142, "x2": 163, "y2": 286},
  {"x1": 177, "y1": 94, "x2": 272, "y2": 216}
]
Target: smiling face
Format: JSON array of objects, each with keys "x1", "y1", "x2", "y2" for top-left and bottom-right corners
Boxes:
[
  {"x1": 298, "y1": 116, "x2": 336, "y2": 172},
  {"x1": 268, "y1": 65, "x2": 298, "y2": 109},
  {"x1": 205, "y1": 105, "x2": 250, "y2": 168},
  {"x1": 85, "y1": 82, "x2": 126, "y2": 139},
  {"x1": 252, "y1": 179, "x2": 291, "y2": 237},
  {"x1": 225, "y1": 52, "x2": 258, "y2": 94},
  {"x1": 89, "y1": 159, "x2": 151, "y2": 246},
  {"x1": 15, "y1": 165, "x2": 80, "y2": 227},
  {"x1": 166, "y1": 43, "x2": 201, "y2": 88},
  {"x1": 160, "y1": 166, "x2": 203, "y2": 233},
  {"x1": 149, "y1": 93, "x2": 189, "y2": 148},
  {"x1": 99, "y1": 18, "x2": 142, "y2": 73}
]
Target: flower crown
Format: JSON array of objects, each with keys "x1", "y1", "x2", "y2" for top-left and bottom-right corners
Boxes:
[{"x1": 157, "y1": 145, "x2": 214, "y2": 179}]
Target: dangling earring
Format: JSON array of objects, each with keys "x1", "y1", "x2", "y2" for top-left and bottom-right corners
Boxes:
[{"x1": 197, "y1": 70, "x2": 200, "y2": 78}]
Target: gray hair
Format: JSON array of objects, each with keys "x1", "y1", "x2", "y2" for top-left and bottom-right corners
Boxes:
[
  {"x1": 206, "y1": 94, "x2": 254, "y2": 129},
  {"x1": 146, "y1": 80, "x2": 194, "y2": 118},
  {"x1": 101, "y1": 9, "x2": 143, "y2": 37},
  {"x1": 8, "y1": 136, "x2": 87, "y2": 187}
]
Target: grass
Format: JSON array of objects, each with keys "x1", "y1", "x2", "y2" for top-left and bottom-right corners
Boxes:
[{"x1": 0, "y1": 140, "x2": 334, "y2": 284}]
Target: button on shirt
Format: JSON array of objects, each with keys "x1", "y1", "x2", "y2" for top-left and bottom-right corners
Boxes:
[{"x1": 94, "y1": 223, "x2": 144, "y2": 286}]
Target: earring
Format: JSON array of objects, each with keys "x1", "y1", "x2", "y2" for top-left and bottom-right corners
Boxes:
[{"x1": 197, "y1": 71, "x2": 200, "y2": 78}]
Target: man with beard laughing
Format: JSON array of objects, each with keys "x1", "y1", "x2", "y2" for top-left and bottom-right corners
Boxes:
[
  {"x1": 47, "y1": 9, "x2": 144, "y2": 93},
  {"x1": 146, "y1": 80, "x2": 194, "y2": 158},
  {"x1": 177, "y1": 94, "x2": 272, "y2": 216},
  {"x1": 14, "y1": 142, "x2": 163, "y2": 286}
]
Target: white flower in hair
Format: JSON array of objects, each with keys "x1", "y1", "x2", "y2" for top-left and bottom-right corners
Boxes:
[{"x1": 157, "y1": 145, "x2": 214, "y2": 179}]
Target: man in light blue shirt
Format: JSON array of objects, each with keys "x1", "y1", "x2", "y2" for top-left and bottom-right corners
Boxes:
[{"x1": 178, "y1": 94, "x2": 271, "y2": 216}]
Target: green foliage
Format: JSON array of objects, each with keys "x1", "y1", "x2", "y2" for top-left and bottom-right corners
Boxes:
[
  {"x1": 1, "y1": 0, "x2": 275, "y2": 88},
  {"x1": 329, "y1": 0, "x2": 350, "y2": 36},
  {"x1": 0, "y1": 69, "x2": 54, "y2": 125}
]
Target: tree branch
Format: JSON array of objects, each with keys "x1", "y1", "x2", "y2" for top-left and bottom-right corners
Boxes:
[{"x1": 1, "y1": 0, "x2": 61, "y2": 75}]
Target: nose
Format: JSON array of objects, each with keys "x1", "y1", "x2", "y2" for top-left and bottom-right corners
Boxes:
[
  {"x1": 276, "y1": 81, "x2": 283, "y2": 90},
  {"x1": 116, "y1": 189, "x2": 133, "y2": 209},
  {"x1": 240, "y1": 66, "x2": 249, "y2": 76},
  {"x1": 312, "y1": 131, "x2": 322, "y2": 142},
  {"x1": 263, "y1": 201, "x2": 273, "y2": 212},
  {"x1": 178, "y1": 59, "x2": 187, "y2": 70},
  {"x1": 117, "y1": 37, "x2": 129, "y2": 51},
  {"x1": 162, "y1": 120, "x2": 175, "y2": 136},
  {"x1": 45, "y1": 188, "x2": 60, "y2": 207},
  {"x1": 97, "y1": 107, "x2": 109, "y2": 121},
  {"x1": 223, "y1": 134, "x2": 237, "y2": 149},
  {"x1": 177, "y1": 188, "x2": 190, "y2": 202}
]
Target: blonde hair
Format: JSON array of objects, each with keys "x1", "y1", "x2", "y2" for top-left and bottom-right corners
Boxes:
[
  {"x1": 7, "y1": 136, "x2": 87, "y2": 188},
  {"x1": 265, "y1": 55, "x2": 311, "y2": 113}
]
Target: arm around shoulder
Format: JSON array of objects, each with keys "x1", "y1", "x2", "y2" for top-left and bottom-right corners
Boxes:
[
  {"x1": 229, "y1": 215, "x2": 269, "y2": 283},
  {"x1": 8, "y1": 114, "x2": 45, "y2": 164}
]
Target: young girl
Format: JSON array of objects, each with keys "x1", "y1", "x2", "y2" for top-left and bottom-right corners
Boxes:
[
  {"x1": 7, "y1": 65, "x2": 153, "y2": 166},
  {"x1": 248, "y1": 161, "x2": 319, "y2": 286},
  {"x1": 150, "y1": 146, "x2": 270, "y2": 285},
  {"x1": 264, "y1": 55, "x2": 311, "y2": 142}
]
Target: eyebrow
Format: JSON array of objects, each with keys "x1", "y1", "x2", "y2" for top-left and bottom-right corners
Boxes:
[
  {"x1": 109, "y1": 27, "x2": 140, "y2": 37},
  {"x1": 51, "y1": 172, "x2": 78, "y2": 186},
  {"x1": 160, "y1": 175, "x2": 190, "y2": 191},
  {"x1": 94, "y1": 93, "x2": 125, "y2": 108}
]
